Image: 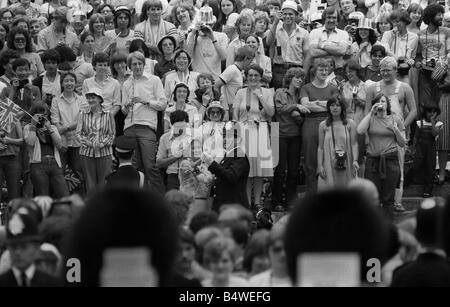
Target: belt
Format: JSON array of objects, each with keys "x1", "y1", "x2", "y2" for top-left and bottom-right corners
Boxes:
[
  {"x1": 274, "y1": 63, "x2": 303, "y2": 69},
  {"x1": 367, "y1": 151, "x2": 398, "y2": 179},
  {"x1": 42, "y1": 155, "x2": 54, "y2": 159}
]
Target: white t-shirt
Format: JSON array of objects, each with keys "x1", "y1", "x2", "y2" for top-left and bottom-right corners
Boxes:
[{"x1": 219, "y1": 64, "x2": 243, "y2": 108}]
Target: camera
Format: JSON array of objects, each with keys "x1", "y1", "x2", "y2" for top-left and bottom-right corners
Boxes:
[
  {"x1": 45, "y1": 93, "x2": 54, "y2": 105},
  {"x1": 397, "y1": 57, "x2": 411, "y2": 76},
  {"x1": 377, "y1": 105, "x2": 384, "y2": 112},
  {"x1": 334, "y1": 150, "x2": 347, "y2": 170},
  {"x1": 11, "y1": 78, "x2": 29, "y2": 89},
  {"x1": 426, "y1": 58, "x2": 436, "y2": 69}
]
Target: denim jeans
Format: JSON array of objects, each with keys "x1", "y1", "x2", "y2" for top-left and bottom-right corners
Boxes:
[
  {"x1": 302, "y1": 114, "x2": 328, "y2": 193},
  {"x1": 0, "y1": 155, "x2": 21, "y2": 201},
  {"x1": 365, "y1": 155, "x2": 400, "y2": 220},
  {"x1": 30, "y1": 156, "x2": 69, "y2": 198},
  {"x1": 124, "y1": 125, "x2": 164, "y2": 194},
  {"x1": 272, "y1": 136, "x2": 301, "y2": 206}
]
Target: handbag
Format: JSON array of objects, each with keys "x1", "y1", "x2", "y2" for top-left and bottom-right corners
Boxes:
[
  {"x1": 331, "y1": 123, "x2": 348, "y2": 170},
  {"x1": 422, "y1": 28, "x2": 448, "y2": 82}
]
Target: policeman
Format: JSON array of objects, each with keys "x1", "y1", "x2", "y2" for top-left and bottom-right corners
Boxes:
[{"x1": 106, "y1": 135, "x2": 145, "y2": 188}]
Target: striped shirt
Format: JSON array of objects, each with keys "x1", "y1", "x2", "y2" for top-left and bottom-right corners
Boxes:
[{"x1": 77, "y1": 108, "x2": 115, "y2": 158}]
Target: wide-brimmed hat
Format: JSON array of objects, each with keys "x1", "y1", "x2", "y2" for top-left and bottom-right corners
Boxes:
[
  {"x1": 85, "y1": 88, "x2": 104, "y2": 103},
  {"x1": 206, "y1": 101, "x2": 225, "y2": 117},
  {"x1": 157, "y1": 35, "x2": 177, "y2": 54}
]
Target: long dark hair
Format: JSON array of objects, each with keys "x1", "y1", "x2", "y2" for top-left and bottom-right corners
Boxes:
[
  {"x1": 355, "y1": 28, "x2": 377, "y2": 45},
  {"x1": 325, "y1": 96, "x2": 347, "y2": 126},
  {"x1": 217, "y1": 0, "x2": 238, "y2": 27}
]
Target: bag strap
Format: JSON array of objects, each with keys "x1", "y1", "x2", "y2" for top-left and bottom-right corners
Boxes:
[{"x1": 138, "y1": 171, "x2": 145, "y2": 188}]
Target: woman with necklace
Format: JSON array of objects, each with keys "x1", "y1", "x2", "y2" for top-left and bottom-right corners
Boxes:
[
  {"x1": 88, "y1": 13, "x2": 110, "y2": 54},
  {"x1": 272, "y1": 68, "x2": 305, "y2": 212},
  {"x1": 300, "y1": 58, "x2": 339, "y2": 193},
  {"x1": 233, "y1": 64, "x2": 274, "y2": 210},
  {"x1": 105, "y1": 6, "x2": 135, "y2": 56},
  {"x1": 134, "y1": 0, "x2": 177, "y2": 59},
  {"x1": 317, "y1": 97, "x2": 358, "y2": 190},
  {"x1": 164, "y1": 49, "x2": 200, "y2": 102}
]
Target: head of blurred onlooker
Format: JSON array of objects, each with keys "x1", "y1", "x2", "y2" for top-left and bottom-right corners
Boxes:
[
  {"x1": 348, "y1": 178, "x2": 380, "y2": 207},
  {"x1": 165, "y1": 189, "x2": 194, "y2": 226},
  {"x1": 242, "y1": 229, "x2": 270, "y2": 277},
  {"x1": 63, "y1": 188, "x2": 179, "y2": 286},
  {"x1": 189, "y1": 211, "x2": 219, "y2": 235},
  {"x1": 285, "y1": 189, "x2": 390, "y2": 286},
  {"x1": 35, "y1": 243, "x2": 61, "y2": 277}
]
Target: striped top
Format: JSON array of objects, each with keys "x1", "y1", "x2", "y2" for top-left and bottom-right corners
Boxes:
[{"x1": 77, "y1": 108, "x2": 115, "y2": 158}]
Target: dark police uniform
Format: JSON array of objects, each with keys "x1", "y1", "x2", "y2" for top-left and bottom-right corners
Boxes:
[{"x1": 106, "y1": 136, "x2": 145, "y2": 189}]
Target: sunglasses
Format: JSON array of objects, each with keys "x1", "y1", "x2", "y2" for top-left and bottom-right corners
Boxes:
[
  {"x1": 209, "y1": 111, "x2": 221, "y2": 115},
  {"x1": 14, "y1": 38, "x2": 25, "y2": 43}
]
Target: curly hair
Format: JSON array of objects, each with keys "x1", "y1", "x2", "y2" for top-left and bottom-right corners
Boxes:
[
  {"x1": 344, "y1": 59, "x2": 365, "y2": 81},
  {"x1": 422, "y1": 3, "x2": 444, "y2": 25},
  {"x1": 7, "y1": 26, "x2": 32, "y2": 52},
  {"x1": 235, "y1": 12, "x2": 255, "y2": 37},
  {"x1": 282, "y1": 67, "x2": 306, "y2": 88},
  {"x1": 170, "y1": 3, "x2": 195, "y2": 28},
  {"x1": 172, "y1": 82, "x2": 190, "y2": 104}
]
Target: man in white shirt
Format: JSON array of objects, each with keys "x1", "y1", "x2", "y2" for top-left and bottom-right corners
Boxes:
[
  {"x1": 185, "y1": 17, "x2": 228, "y2": 80},
  {"x1": 305, "y1": 7, "x2": 352, "y2": 76},
  {"x1": 266, "y1": 0, "x2": 309, "y2": 89},
  {"x1": 122, "y1": 51, "x2": 167, "y2": 194}
]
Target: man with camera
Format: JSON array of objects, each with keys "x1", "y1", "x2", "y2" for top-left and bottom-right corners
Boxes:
[
  {"x1": 416, "y1": 4, "x2": 450, "y2": 110},
  {"x1": 380, "y1": 10, "x2": 419, "y2": 84},
  {"x1": 185, "y1": 7, "x2": 228, "y2": 80},
  {"x1": 1, "y1": 58, "x2": 41, "y2": 113},
  {"x1": 266, "y1": 0, "x2": 309, "y2": 89}
]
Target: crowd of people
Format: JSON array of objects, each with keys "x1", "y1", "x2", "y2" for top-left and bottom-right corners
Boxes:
[{"x1": 0, "y1": 0, "x2": 449, "y2": 287}]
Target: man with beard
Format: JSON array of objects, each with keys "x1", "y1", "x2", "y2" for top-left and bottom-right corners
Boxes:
[
  {"x1": 305, "y1": 7, "x2": 351, "y2": 76},
  {"x1": 267, "y1": 0, "x2": 309, "y2": 89},
  {"x1": 415, "y1": 4, "x2": 450, "y2": 110}
]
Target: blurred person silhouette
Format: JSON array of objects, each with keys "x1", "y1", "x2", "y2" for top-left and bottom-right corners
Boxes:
[
  {"x1": 249, "y1": 221, "x2": 292, "y2": 287},
  {"x1": 391, "y1": 197, "x2": 450, "y2": 286},
  {"x1": 285, "y1": 189, "x2": 390, "y2": 286},
  {"x1": 62, "y1": 187, "x2": 179, "y2": 286},
  {"x1": 242, "y1": 229, "x2": 270, "y2": 279},
  {"x1": 348, "y1": 177, "x2": 380, "y2": 207}
]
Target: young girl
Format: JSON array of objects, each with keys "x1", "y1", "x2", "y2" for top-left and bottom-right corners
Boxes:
[
  {"x1": 217, "y1": 0, "x2": 239, "y2": 40},
  {"x1": 406, "y1": 106, "x2": 443, "y2": 198}
]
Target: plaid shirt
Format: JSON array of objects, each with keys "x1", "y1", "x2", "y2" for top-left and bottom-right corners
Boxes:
[{"x1": 77, "y1": 108, "x2": 115, "y2": 158}]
